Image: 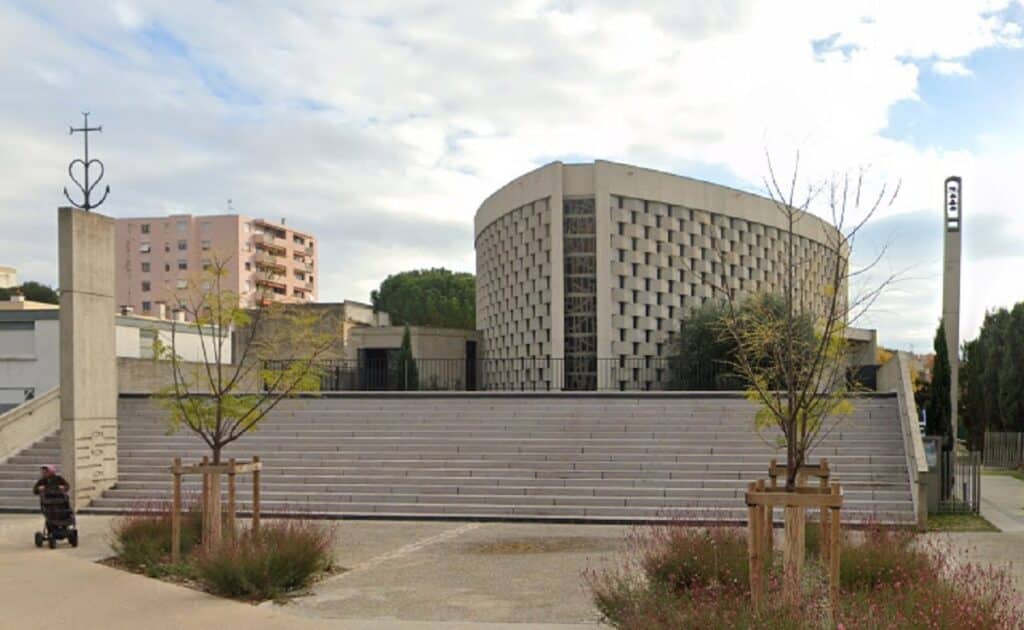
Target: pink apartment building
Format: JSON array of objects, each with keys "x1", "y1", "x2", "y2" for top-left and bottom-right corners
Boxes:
[{"x1": 115, "y1": 214, "x2": 317, "y2": 317}]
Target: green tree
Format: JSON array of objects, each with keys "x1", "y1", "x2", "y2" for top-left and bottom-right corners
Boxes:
[
  {"x1": 394, "y1": 325, "x2": 418, "y2": 390},
  {"x1": 371, "y1": 268, "x2": 475, "y2": 329},
  {"x1": 154, "y1": 255, "x2": 335, "y2": 545},
  {"x1": 0, "y1": 281, "x2": 58, "y2": 304},
  {"x1": 926, "y1": 321, "x2": 952, "y2": 440}
]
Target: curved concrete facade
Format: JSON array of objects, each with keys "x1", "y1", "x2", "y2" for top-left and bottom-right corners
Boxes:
[{"x1": 474, "y1": 160, "x2": 843, "y2": 390}]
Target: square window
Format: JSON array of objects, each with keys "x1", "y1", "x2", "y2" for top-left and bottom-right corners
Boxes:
[
  {"x1": 178, "y1": 260, "x2": 187, "y2": 270},
  {"x1": 141, "y1": 262, "x2": 150, "y2": 273},
  {"x1": 164, "y1": 243, "x2": 171, "y2": 253},
  {"x1": 139, "y1": 243, "x2": 151, "y2": 253},
  {"x1": 201, "y1": 240, "x2": 211, "y2": 251},
  {"x1": 141, "y1": 224, "x2": 150, "y2": 234},
  {"x1": 141, "y1": 281, "x2": 151, "y2": 292},
  {"x1": 177, "y1": 240, "x2": 187, "y2": 251},
  {"x1": 176, "y1": 279, "x2": 187, "y2": 289},
  {"x1": 244, "y1": 262, "x2": 251, "y2": 271},
  {"x1": 141, "y1": 301, "x2": 151, "y2": 311}
]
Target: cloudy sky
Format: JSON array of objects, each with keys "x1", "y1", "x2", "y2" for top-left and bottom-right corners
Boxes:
[{"x1": 1, "y1": 1, "x2": 1023, "y2": 351}]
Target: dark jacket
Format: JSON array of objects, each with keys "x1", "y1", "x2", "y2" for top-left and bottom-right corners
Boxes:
[{"x1": 33, "y1": 475, "x2": 69, "y2": 496}]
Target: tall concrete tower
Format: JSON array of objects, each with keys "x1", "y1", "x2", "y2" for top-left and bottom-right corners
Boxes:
[{"x1": 942, "y1": 176, "x2": 962, "y2": 445}]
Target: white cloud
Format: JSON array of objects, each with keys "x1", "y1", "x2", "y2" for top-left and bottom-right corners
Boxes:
[
  {"x1": 932, "y1": 60, "x2": 973, "y2": 76},
  {"x1": 0, "y1": 1, "x2": 1022, "y2": 349}
]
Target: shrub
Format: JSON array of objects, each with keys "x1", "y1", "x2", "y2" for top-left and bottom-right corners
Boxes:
[
  {"x1": 836, "y1": 537, "x2": 1024, "y2": 628},
  {"x1": 634, "y1": 523, "x2": 749, "y2": 591},
  {"x1": 839, "y1": 524, "x2": 928, "y2": 591},
  {"x1": 110, "y1": 501, "x2": 201, "y2": 575},
  {"x1": 194, "y1": 519, "x2": 335, "y2": 600}
]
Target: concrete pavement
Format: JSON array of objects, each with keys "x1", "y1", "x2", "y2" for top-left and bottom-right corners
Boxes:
[
  {"x1": 980, "y1": 471, "x2": 1024, "y2": 533},
  {"x1": 0, "y1": 513, "x2": 617, "y2": 629}
]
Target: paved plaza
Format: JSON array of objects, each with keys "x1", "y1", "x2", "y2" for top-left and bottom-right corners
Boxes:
[{"x1": 1, "y1": 472, "x2": 1023, "y2": 628}]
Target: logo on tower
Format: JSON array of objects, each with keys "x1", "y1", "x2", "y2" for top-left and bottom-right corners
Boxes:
[
  {"x1": 63, "y1": 112, "x2": 110, "y2": 211},
  {"x1": 944, "y1": 176, "x2": 961, "y2": 232}
]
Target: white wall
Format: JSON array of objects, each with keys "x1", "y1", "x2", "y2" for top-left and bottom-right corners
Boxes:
[
  {"x1": 0, "y1": 319, "x2": 59, "y2": 405},
  {"x1": 0, "y1": 315, "x2": 230, "y2": 405}
]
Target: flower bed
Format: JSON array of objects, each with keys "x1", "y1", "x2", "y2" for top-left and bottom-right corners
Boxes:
[{"x1": 586, "y1": 520, "x2": 1024, "y2": 629}]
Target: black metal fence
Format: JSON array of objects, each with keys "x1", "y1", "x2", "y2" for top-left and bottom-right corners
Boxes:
[
  {"x1": 267, "y1": 357, "x2": 731, "y2": 392},
  {"x1": 938, "y1": 450, "x2": 982, "y2": 514}
]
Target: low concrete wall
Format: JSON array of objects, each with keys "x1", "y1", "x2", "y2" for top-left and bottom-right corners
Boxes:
[
  {"x1": 118, "y1": 357, "x2": 260, "y2": 394},
  {"x1": 0, "y1": 388, "x2": 60, "y2": 463},
  {"x1": 878, "y1": 351, "x2": 928, "y2": 524}
]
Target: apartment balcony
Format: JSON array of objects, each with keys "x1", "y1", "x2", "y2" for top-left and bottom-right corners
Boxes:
[
  {"x1": 254, "y1": 251, "x2": 286, "y2": 272},
  {"x1": 255, "y1": 273, "x2": 287, "y2": 291},
  {"x1": 253, "y1": 234, "x2": 286, "y2": 255}
]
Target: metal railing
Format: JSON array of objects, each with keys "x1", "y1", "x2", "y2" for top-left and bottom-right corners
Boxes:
[
  {"x1": 984, "y1": 432, "x2": 1024, "y2": 469},
  {"x1": 265, "y1": 357, "x2": 737, "y2": 392},
  {"x1": 938, "y1": 450, "x2": 982, "y2": 514}
]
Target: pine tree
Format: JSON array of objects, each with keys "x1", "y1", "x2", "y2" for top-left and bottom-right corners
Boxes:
[{"x1": 926, "y1": 321, "x2": 952, "y2": 441}]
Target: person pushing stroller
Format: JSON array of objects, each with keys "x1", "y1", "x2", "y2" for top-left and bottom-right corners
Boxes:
[
  {"x1": 33, "y1": 465, "x2": 69, "y2": 497},
  {"x1": 32, "y1": 465, "x2": 78, "y2": 548}
]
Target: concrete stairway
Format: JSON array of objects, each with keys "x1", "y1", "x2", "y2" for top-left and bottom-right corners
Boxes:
[{"x1": 0, "y1": 393, "x2": 916, "y2": 523}]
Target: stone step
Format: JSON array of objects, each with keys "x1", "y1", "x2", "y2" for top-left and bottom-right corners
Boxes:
[{"x1": 0, "y1": 394, "x2": 915, "y2": 524}]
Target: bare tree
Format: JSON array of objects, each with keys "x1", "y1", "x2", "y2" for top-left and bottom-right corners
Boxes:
[{"x1": 715, "y1": 152, "x2": 900, "y2": 490}]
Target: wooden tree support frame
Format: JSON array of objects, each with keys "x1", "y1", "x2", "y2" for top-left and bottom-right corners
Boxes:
[
  {"x1": 767, "y1": 459, "x2": 833, "y2": 564},
  {"x1": 170, "y1": 456, "x2": 262, "y2": 563},
  {"x1": 746, "y1": 478, "x2": 842, "y2": 611}
]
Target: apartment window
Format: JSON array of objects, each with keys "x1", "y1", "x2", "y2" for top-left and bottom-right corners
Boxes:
[
  {"x1": 141, "y1": 301, "x2": 151, "y2": 312},
  {"x1": 164, "y1": 242, "x2": 170, "y2": 253},
  {"x1": 164, "y1": 263, "x2": 171, "y2": 272},
  {"x1": 200, "y1": 221, "x2": 211, "y2": 235},
  {"x1": 203, "y1": 259, "x2": 212, "y2": 270},
  {"x1": 176, "y1": 220, "x2": 187, "y2": 233},
  {"x1": 176, "y1": 279, "x2": 188, "y2": 289},
  {"x1": 244, "y1": 223, "x2": 252, "y2": 232},
  {"x1": 244, "y1": 243, "x2": 252, "y2": 253},
  {"x1": 244, "y1": 262, "x2": 251, "y2": 271},
  {"x1": 177, "y1": 240, "x2": 187, "y2": 251},
  {"x1": 141, "y1": 281, "x2": 151, "y2": 292},
  {"x1": 201, "y1": 281, "x2": 211, "y2": 291},
  {"x1": 139, "y1": 243, "x2": 151, "y2": 253},
  {"x1": 295, "y1": 270, "x2": 305, "y2": 280},
  {"x1": 201, "y1": 240, "x2": 211, "y2": 251},
  {"x1": 293, "y1": 235, "x2": 305, "y2": 245},
  {"x1": 141, "y1": 224, "x2": 150, "y2": 234},
  {"x1": 177, "y1": 260, "x2": 187, "y2": 271},
  {"x1": 245, "y1": 280, "x2": 252, "y2": 291},
  {"x1": 141, "y1": 262, "x2": 150, "y2": 273}
]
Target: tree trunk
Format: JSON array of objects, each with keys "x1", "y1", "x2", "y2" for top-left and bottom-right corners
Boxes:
[{"x1": 203, "y1": 446, "x2": 224, "y2": 546}]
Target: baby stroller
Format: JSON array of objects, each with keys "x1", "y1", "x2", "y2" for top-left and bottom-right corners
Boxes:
[{"x1": 35, "y1": 489, "x2": 78, "y2": 549}]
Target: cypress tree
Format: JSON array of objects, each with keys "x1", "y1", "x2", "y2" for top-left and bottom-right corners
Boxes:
[
  {"x1": 395, "y1": 325, "x2": 419, "y2": 391},
  {"x1": 926, "y1": 321, "x2": 952, "y2": 440}
]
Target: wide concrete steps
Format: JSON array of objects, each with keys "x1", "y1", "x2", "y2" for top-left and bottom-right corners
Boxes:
[{"x1": 0, "y1": 394, "x2": 917, "y2": 523}]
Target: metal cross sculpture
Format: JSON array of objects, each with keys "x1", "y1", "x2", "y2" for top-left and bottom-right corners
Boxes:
[{"x1": 63, "y1": 112, "x2": 110, "y2": 211}]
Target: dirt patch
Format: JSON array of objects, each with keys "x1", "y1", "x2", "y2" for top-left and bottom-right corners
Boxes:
[{"x1": 463, "y1": 536, "x2": 620, "y2": 555}]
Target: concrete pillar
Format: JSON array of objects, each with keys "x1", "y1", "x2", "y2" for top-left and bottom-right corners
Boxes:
[
  {"x1": 942, "y1": 177, "x2": 962, "y2": 446},
  {"x1": 59, "y1": 207, "x2": 118, "y2": 510}
]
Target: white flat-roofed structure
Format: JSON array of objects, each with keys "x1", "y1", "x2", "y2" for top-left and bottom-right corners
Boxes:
[{"x1": 474, "y1": 160, "x2": 844, "y2": 390}]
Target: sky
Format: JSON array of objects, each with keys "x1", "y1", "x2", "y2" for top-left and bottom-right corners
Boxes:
[{"x1": 1, "y1": 1, "x2": 1023, "y2": 352}]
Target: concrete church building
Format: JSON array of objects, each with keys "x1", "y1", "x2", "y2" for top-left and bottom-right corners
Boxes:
[{"x1": 475, "y1": 160, "x2": 843, "y2": 390}]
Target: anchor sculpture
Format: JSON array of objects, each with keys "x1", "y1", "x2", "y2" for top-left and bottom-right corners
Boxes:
[{"x1": 63, "y1": 112, "x2": 110, "y2": 211}]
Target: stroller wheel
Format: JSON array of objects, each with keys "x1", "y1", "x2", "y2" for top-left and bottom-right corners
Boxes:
[
  {"x1": 48, "y1": 537, "x2": 56, "y2": 549},
  {"x1": 68, "y1": 530, "x2": 78, "y2": 547},
  {"x1": 34, "y1": 532, "x2": 43, "y2": 548}
]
